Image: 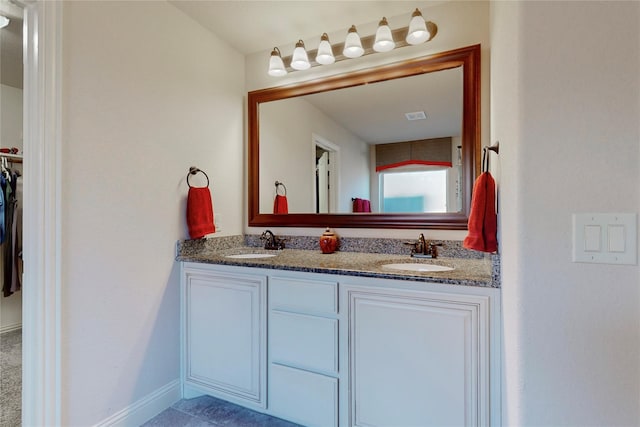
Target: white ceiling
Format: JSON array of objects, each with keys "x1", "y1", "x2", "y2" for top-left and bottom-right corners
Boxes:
[{"x1": 301, "y1": 66, "x2": 463, "y2": 144}]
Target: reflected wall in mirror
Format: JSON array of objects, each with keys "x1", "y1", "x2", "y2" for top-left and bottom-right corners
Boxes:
[
  {"x1": 249, "y1": 44, "x2": 480, "y2": 229},
  {"x1": 260, "y1": 67, "x2": 463, "y2": 214}
]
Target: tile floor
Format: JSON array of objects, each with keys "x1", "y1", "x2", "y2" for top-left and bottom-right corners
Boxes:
[{"x1": 142, "y1": 395, "x2": 303, "y2": 427}]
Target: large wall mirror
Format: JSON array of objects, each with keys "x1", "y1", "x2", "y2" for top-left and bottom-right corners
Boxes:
[{"x1": 248, "y1": 44, "x2": 480, "y2": 229}]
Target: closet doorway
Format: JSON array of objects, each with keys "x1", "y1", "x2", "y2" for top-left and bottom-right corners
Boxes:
[{"x1": 0, "y1": 1, "x2": 24, "y2": 426}]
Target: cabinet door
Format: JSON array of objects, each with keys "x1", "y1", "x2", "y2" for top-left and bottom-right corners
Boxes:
[
  {"x1": 345, "y1": 286, "x2": 491, "y2": 427},
  {"x1": 182, "y1": 266, "x2": 267, "y2": 408}
]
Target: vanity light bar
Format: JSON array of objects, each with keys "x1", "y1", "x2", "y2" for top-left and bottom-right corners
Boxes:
[{"x1": 268, "y1": 9, "x2": 438, "y2": 76}]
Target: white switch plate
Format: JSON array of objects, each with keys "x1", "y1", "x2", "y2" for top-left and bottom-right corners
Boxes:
[{"x1": 573, "y1": 213, "x2": 637, "y2": 265}]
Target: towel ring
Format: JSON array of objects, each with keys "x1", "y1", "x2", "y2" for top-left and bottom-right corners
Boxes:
[
  {"x1": 187, "y1": 166, "x2": 210, "y2": 188},
  {"x1": 275, "y1": 181, "x2": 287, "y2": 196}
]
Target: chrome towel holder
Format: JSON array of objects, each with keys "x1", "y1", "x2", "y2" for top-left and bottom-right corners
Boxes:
[
  {"x1": 275, "y1": 180, "x2": 287, "y2": 196},
  {"x1": 187, "y1": 166, "x2": 210, "y2": 188},
  {"x1": 482, "y1": 142, "x2": 499, "y2": 172}
]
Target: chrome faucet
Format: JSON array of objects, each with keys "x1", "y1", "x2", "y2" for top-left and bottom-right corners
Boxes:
[
  {"x1": 260, "y1": 229, "x2": 286, "y2": 250},
  {"x1": 406, "y1": 233, "x2": 442, "y2": 258}
]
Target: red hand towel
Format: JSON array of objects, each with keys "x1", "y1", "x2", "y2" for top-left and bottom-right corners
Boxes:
[
  {"x1": 363, "y1": 199, "x2": 371, "y2": 213},
  {"x1": 273, "y1": 194, "x2": 288, "y2": 214},
  {"x1": 187, "y1": 187, "x2": 215, "y2": 239},
  {"x1": 353, "y1": 198, "x2": 363, "y2": 212},
  {"x1": 463, "y1": 172, "x2": 498, "y2": 252}
]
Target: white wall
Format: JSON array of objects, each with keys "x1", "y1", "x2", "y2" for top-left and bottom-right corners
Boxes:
[
  {"x1": 0, "y1": 83, "x2": 23, "y2": 332},
  {"x1": 0, "y1": 84, "x2": 23, "y2": 149},
  {"x1": 245, "y1": 0, "x2": 490, "y2": 240},
  {"x1": 260, "y1": 97, "x2": 369, "y2": 213},
  {"x1": 61, "y1": 1, "x2": 244, "y2": 424},
  {"x1": 493, "y1": 1, "x2": 640, "y2": 425}
]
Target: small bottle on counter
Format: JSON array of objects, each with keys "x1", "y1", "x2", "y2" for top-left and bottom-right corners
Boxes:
[{"x1": 319, "y1": 227, "x2": 339, "y2": 254}]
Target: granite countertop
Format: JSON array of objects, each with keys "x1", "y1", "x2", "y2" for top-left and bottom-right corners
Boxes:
[{"x1": 177, "y1": 245, "x2": 496, "y2": 288}]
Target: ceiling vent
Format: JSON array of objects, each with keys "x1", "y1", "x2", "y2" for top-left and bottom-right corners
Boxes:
[{"x1": 404, "y1": 111, "x2": 427, "y2": 121}]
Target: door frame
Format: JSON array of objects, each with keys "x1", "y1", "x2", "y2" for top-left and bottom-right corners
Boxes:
[
  {"x1": 312, "y1": 134, "x2": 339, "y2": 214},
  {"x1": 21, "y1": 1, "x2": 62, "y2": 425}
]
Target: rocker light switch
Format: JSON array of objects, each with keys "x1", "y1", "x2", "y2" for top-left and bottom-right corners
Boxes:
[
  {"x1": 608, "y1": 225, "x2": 626, "y2": 253},
  {"x1": 583, "y1": 225, "x2": 601, "y2": 252},
  {"x1": 573, "y1": 213, "x2": 637, "y2": 265}
]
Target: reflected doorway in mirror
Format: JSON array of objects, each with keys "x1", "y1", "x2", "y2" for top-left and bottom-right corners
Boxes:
[{"x1": 313, "y1": 134, "x2": 340, "y2": 214}]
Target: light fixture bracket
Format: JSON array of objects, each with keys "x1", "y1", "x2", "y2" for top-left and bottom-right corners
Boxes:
[{"x1": 279, "y1": 22, "x2": 437, "y2": 73}]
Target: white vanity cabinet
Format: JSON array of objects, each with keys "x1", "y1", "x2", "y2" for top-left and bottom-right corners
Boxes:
[
  {"x1": 341, "y1": 283, "x2": 499, "y2": 427},
  {"x1": 180, "y1": 263, "x2": 267, "y2": 409},
  {"x1": 180, "y1": 262, "x2": 500, "y2": 426}
]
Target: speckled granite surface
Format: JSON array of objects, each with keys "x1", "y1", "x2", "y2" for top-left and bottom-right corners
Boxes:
[
  {"x1": 242, "y1": 233, "x2": 485, "y2": 258},
  {"x1": 176, "y1": 235, "x2": 244, "y2": 256},
  {"x1": 177, "y1": 234, "x2": 500, "y2": 288}
]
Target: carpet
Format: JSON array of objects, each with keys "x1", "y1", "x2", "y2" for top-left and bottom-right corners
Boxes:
[{"x1": 1, "y1": 328, "x2": 21, "y2": 427}]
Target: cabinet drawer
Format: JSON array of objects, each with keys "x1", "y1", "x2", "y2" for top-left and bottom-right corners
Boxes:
[
  {"x1": 269, "y1": 363, "x2": 338, "y2": 427},
  {"x1": 269, "y1": 276, "x2": 337, "y2": 315},
  {"x1": 270, "y1": 310, "x2": 338, "y2": 374}
]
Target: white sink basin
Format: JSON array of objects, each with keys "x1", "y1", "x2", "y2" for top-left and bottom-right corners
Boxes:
[
  {"x1": 381, "y1": 263, "x2": 454, "y2": 272},
  {"x1": 225, "y1": 253, "x2": 278, "y2": 259}
]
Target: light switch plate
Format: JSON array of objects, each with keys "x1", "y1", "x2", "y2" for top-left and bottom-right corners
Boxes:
[{"x1": 573, "y1": 213, "x2": 637, "y2": 265}]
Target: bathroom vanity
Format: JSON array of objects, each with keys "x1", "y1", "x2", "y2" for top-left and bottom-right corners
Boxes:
[{"x1": 178, "y1": 241, "x2": 500, "y2": 427}]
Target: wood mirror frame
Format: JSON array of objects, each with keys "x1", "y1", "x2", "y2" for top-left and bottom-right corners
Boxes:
[{"x1": 248, "y1": 44, "x2": 480, "y2": 229}]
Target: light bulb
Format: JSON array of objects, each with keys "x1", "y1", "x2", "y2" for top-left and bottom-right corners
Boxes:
[
  {"x1": 343, "y1": 25, "x2": 364, "y2": 58},
  {"x1": 406, "y1": 8, "x2": 430, "y2": 45},
  {"x1": 268, "y1": 47, "x2": 287, "y2": 77},
  {"x1": 315, "y1": 33, "x2": 335, "y2": 65},
  {"x1": 373, "y1": 17, "x2": 395, "y2": 53},
  {"x1": 290, "y1": 39, "x2": 311, "y2": 70}
]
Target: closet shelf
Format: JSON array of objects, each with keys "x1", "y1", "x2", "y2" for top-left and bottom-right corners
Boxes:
[{"x1": 0, "y1": 153, "x2": 23, "y2": 164}]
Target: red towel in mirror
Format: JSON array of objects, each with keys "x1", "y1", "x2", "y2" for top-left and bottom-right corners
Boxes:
[
  {"x1": 273, "y1": 195, "x2": 288, "y2": 214},
  {"x1": 353, "y1": 198, "x2": 371, "y2": 213},
  {"x1": 187, "y1": 187, "x2": 215, "y2": 239},
  {"x1": 463, "y1": 172, "x2": 497, "y2": 252}
]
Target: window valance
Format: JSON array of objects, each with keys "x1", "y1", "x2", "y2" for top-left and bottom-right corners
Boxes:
[{"x1": 375, "y1": 137, "x2": 452, "y2": 172}]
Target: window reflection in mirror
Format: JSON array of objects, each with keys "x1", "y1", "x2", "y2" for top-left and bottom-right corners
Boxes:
[{"x1": 381, "y1": 168, "x2": 452, "y2": 213}]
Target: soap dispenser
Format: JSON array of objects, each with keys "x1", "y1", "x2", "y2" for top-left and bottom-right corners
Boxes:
[{"x1": 319, "y1": 227, "x2": 339, "y2": 254}]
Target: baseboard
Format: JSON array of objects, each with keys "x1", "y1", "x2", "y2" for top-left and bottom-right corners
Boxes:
[
  {"x1": 94, "y1": 379, "x2": 181, "y2": 427},
  {"x1": 0, "y1": 322, "x2": 22, "y2": 334}
]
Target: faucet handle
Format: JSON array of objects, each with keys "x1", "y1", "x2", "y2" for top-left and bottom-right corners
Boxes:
[
  {"x1": 403, "y1": 241, "x2": 420, "y2": 255},
  {"x1": 275, "y1": 236, "x2": 287, "y2": 250},
  {"x1": 428, "y1": 242, "x2": 444, "y2": 258}
]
